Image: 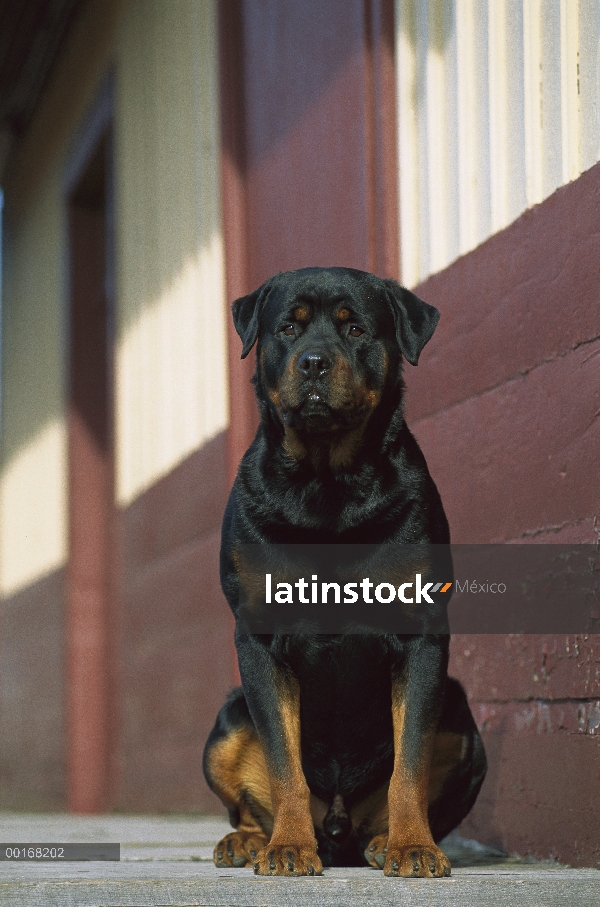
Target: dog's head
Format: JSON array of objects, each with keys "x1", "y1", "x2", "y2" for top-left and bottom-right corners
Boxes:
[{"x1": 232, "y1": 267, "x2": 439, "y2": 465}]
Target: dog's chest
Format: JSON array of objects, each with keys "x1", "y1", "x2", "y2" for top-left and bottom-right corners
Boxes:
[{"x1": 281, "y1": 635, "x2": 395, "y2": 751}]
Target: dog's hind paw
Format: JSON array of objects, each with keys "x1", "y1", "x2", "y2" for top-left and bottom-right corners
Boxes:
[
  {"x1": 213, "y1": 831, "x2": 269, "y2": 868},
  {"x1": 364, "y1": 834, "x2": 387, "y2": 869}
]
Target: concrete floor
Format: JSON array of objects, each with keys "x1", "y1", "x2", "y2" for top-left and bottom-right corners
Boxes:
[{"x1": 0, "y1": 813, "x2": 598, "y2": 907}]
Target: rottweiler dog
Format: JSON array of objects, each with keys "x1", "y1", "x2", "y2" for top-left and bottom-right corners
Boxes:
[{"x1": 203, "y1": 267, "x2": 486, "y2": 877}]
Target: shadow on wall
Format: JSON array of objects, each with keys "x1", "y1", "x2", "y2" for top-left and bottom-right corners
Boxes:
[
  {"x1": 457, "y1": 709, "x2": 507, "y2": 853},
  {"x1": 0, "y1": 429, "x2": 234, "y2": 814}
]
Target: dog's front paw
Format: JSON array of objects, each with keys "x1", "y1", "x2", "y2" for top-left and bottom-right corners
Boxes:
[
  {"x1": 253, "y1": 842, "x2": 323, "y2": 876},
  {"x1": 384, "y1": 842, "x2": 451, "y2": 877},
  {"x1": 365, "y1": 836, "x2": 450, "y2": 877},
  {"x1": 213, "y1": 831, "x2": 269, "y2": 868}
]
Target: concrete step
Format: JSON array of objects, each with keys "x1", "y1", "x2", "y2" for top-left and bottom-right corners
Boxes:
[{"x1": 0, "y1": 813, "x2": 598, "y2": 907}]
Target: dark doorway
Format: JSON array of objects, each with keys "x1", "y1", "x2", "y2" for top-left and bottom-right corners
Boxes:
[{"x1": 66, "y1": 118, "x2": 115, "y2": 813}]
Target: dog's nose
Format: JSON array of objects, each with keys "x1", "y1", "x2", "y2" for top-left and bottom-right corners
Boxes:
[{"x1": 297, "y1": 350, "x2": 332, "y2": 378}]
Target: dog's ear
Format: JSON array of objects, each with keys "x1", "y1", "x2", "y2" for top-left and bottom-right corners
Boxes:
[
  {"x1": 231, "y1": 282, "x2": 272, "y2": 359},
  {"x1": 383, "y1": 279, "x2": 440, "y2": 366}
]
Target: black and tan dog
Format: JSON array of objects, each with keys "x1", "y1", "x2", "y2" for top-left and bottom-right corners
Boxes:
[{"x1": 203, "y1": 267, "x2": 486, "y2": 877}]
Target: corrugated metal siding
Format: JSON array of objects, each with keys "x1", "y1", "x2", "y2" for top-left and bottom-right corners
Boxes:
[
  {"x1": 396, "y1": 0, "x2": 600, "y2": 286},
  {"x1": 114, "y1": 0, "x2": 226, "y2": 506}
]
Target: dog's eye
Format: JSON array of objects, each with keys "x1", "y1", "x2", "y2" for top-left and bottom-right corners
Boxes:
[
  {"x1": 281, "y1": 324, "x2": 296, "y2": 337},
  {"x1": 348, "y1": 325, "x2": 364, "y2": 337}
]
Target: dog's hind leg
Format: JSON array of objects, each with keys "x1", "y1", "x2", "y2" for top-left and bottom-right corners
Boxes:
[
  {"x1": 203, "y1": 688, "x2": 271, "y2": 867},
  {"x1": 426, "y1": 677, "x2": 487, "y2": 842},
  {"x1": 360, "y1": 677, "x2": 486, "y2": 871}
]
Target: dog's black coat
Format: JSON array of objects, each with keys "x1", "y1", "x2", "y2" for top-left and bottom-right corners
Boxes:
[{"x1": 204, "y1": 267, "x2": 486, "y2": 875}]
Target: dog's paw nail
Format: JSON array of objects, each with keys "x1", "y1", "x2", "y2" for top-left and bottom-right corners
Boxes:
[
  {"x1": 253, "y1": 863, "x2": 259, "y2": 873},
  {"x1": 308, "y1": 864, "x2": 315, "y2": 875},
  {"x1": 392, "y1": 860, "x2": 399, "y2": 871},
  {"x1": 369, "y1": 844, "x2": 376, "y2": 852},
  {"x1": 444, "y1": 865, "x2": 451, "y2": 877}
]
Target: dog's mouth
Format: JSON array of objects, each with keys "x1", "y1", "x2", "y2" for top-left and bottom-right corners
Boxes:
[{"x1": 282, "y1": 393, "x2": 354, "y2": 433}]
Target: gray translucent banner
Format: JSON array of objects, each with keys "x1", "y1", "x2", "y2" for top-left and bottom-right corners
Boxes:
[
  {"x1": 0, "y1": 843, "x2": 120, "y2": 861},
  {"x1": 234, "y1": 545, "x2": 600, "y2": 634}
]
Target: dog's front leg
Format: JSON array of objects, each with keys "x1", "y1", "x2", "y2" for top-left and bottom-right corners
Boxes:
[
  {"x1": 236, "y1": 633, "x2": 322, "y2": 876},
  {"x1": 366, "y1": 636, "x2": 452, "y2": 877}
]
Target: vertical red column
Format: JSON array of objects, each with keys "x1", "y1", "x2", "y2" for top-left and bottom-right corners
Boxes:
[
  {"x1": 364, "y1": 0, "x2": 400, "y2": 280},
  {"x1": 66, "y1": 129, "x2": 115, "y2": 813},
  {"x1": 219, "y1": 1, "x2": 255, "y2": 685},
  {"x1": 219, "y1": 0, "x2": 259, "y2": 492},
  {"x1": 219, "y1": 0, "x2": 399, "y2": 474}
]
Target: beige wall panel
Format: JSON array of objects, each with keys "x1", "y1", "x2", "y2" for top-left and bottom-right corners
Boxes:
[
  {"x1": 114, "y1": 0, "x2": 227, "y2": 506},
  {"x1": 0, "y1": 0, "x2": 122, "y2": 598},
  {"x1": 579, "y1": 0, "x2": 600, "y2": 173},
  {"x1": 539, "y1": 0, "x2": 563, "y2": 198},
  {"x1": 503, "y1": 0, "x2": 527, "y2": 224},
  {"x1": 397, "y1": 0, "x2": 421, "y2": 288},
  {"x1": 488, "y1": 0, "x2": 527, "y2": 232},
  {"x1": 0, "y1": 184, "x2": 67, "y2": 597},
  {"x1": 426, "y1": 0, "x2": 458, "y2": 274},
  {"x1": 396, "y1": 0, "x2": 459, "y2": 285},
  {"x1": 560, "y1": 0, "x2": 580, "y2": 184},
  {"x1": 523, "y1": 0, "x2": 544, "y2": 205},
  {"x1": 456, "y1": 0, "x2": 491, "y2": 256}
]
